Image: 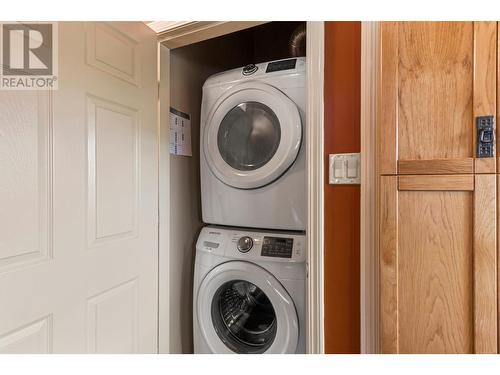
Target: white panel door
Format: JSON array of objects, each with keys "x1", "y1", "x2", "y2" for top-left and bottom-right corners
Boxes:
[{"x1": 0, "y1": 22, "x2": 158, "y2": 353}]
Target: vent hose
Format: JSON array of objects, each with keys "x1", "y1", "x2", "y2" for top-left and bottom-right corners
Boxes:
[{"x1": 289, "y1": 23, "x2": 306, "y2": 57}]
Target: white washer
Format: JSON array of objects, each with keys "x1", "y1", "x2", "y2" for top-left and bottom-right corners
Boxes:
[
  {"x1": 200, "y1": 57, "x2": 306, "y2": 231},
  {"x1": 193, "y1": 226, "x2": 306, "y2": 354}
]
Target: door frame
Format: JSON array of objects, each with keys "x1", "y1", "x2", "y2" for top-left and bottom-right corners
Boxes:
[
  {"x1": 360, "y1": 21, "x2": 379, "y2": 354},
  {"x1": 157, "y1": 21, "x2": 326, "y2": 354},
  {"x1": 305, "y1": 21, "x2": 325, "y2": 354}
]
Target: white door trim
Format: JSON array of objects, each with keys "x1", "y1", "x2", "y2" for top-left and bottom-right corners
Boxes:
[
  {"x1": 158, "y1": 44, "x2": 171, "y2": 354},
  {"x1": 305, "y1": 21, "x2": 325, "y2": 354},
  {"x1": 158, "y1": 21, "x2": 325, "y2": 353},
  {"x1": 156, "y1": 21, "x2": 268, "y2": 49},
  {"x1": 360, "y1": 21, "x2": 379, "y2": 354}
]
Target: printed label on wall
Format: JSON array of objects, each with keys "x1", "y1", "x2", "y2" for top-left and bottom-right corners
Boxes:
[{"x1": 169, "y1": 107, "x2": 192, "y2": 157}]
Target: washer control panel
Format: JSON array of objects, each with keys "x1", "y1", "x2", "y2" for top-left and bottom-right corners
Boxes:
[
  {"x1": 261, "y1": 237, "x2": 293, "y2": 258},
  {"x1": 228, "y1": 229, "x2": 305, "y2": 262},
  {"x1": 197, "y1": 226, "x2": 306, "y2": 262}
]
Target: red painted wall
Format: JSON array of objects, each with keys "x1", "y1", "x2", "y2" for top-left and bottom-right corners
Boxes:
[{"x1": 323, "y1": 21, "x2": 361, "y2": 354}]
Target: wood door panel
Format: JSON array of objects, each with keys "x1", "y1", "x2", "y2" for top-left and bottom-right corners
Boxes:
[
  {"x1": 378, "y1": 21, "x2": 499, "y2": 355},
  {"x1": 398, "y1": 190, "x2": 473, "y2": 353},
  {"x1": 398, "y1": 174, "x2": 474, "y2": 191},
  {"x1": 379, "y1": 176, "x2": 398, "y2": 353},
  {"x1": 379, "y1": 175, "x2": 497, "y2": 353},
  {"x1": 473, "y1": 174, "x2": 497, "y2": 352},
  {"x1": 379, "y1": 22, "x2": 497, "y2": 174},
  {"x1": 398, "y1": 22, "x2": 473, "y2": 162},
  {"x1": 378, "y1": 23, "x2": 398, "y2": 175},
  {"x1": 398, "y1": 158, "x2": 474, "y2": 175}
]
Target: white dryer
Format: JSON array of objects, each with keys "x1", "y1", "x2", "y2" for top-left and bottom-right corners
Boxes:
[
  {"x1": 193, "y1": 226, "x2": 306, "y2": 354},
  {"x1": 200, "y1": 57, "x2": 306, "y2": 231}
]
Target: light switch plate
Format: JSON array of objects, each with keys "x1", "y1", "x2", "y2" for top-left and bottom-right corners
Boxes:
[{"x1": 329, "y1": 153, "x2": 361, "y2": 184}]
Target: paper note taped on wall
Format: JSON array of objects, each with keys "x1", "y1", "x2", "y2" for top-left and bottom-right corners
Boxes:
[{"x1": 169, "y1": 107, "x2": 192, "y2": 156}]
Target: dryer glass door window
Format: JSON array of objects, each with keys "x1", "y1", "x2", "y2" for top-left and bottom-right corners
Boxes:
[
  {"x1": 217, "y1": 102, "x2": 281, "y2": 171},
  {"x1": 211, "y1": 279, "x2": 277, "y2": 353},
  {"x1": 204, "y1": 82, "x2": 302, "y2": 189}
]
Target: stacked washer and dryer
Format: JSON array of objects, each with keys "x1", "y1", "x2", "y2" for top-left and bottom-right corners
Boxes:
[{"x1": 194, "y1": 57, "x2": 307, "y2": 354}]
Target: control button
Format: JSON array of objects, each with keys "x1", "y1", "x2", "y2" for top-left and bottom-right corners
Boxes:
[
  {"x1": 333, "y1": 159, "x2": 344, "y2": 178},
  {"x1": 242, "y1": 64, "x2": 258, "y2": 75},
  {"x1": 237, "y1": 236, "x2": 253, "y2": 253},
  {"x1": 347, "y1": 159, "x2": 358, "y2": 178}
]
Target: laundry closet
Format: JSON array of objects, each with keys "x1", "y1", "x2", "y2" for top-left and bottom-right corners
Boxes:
[{"x1": 163, "y1": 22, "x2": 308, "y2": 353}]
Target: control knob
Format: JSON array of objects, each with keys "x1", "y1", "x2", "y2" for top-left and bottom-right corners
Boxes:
[
  {"x1": 242, "y1": 64, "x2": 258, "y2": 75},
  {"x1": 237, "y1": 236, "x2": 253, "y2": 253}
]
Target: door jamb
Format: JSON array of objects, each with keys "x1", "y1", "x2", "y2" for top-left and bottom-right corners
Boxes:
[
  {"x1": 360, "y1": 21, "x2": 379, "y2": 354},
  {"x1": 305, "y1": 21, "x2": 325, "y2": 354},
  {"x1": 157, "y1": 21, "x2": 326, "y2": 354},
  {"x1": 158, "y1": 43, "x2": 171, "y2": 354}
]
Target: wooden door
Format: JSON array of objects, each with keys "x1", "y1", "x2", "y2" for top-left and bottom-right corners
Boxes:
[
  {"x1": 378, "y1": 22, "x2": 498, "y2": 354},
  {"x1": 0, "y1": 22, "x2": 158, "y2": 353},
  {"x1": 379, "y1": 22, "x2": 497, "y2": 175},
  {"x1": 379, "y1": 175, "x2": 497, "y2": 353}
]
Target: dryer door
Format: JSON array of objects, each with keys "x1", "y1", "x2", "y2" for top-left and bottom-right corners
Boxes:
[
  {"x1": 196, "y1": 261, "x2": 299, "y2": 354},
  {"x1": 203, "y1": 81, "x2": 302, "y2": 189}
]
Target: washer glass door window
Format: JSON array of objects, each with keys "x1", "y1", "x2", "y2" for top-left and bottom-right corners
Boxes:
[
  {"x1": 204, "y1": 82, "x2": 302, "y2": 189},
  {"x1": 211, "y1": 279, "x2": 277, "y2": 353},
  {"x1": 197, "y1": 261, "x2": 299, "y2": 354}
]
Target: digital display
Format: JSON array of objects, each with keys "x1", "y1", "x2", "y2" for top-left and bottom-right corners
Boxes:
[
  {"x1": 265, "y1": 59, "x2": 297, "y2": 73},
  {"x1": 261, "y1": 236, "x2": 293, "y2": 258}
]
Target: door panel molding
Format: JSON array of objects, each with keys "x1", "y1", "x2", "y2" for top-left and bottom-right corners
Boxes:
[
  {"x1": 378, "y1": 22, "x2": 497, "y2": 174},
  {"x1": 86, "y1": 94, "x2": 140, "y2": 248},
  {"x1": 0, "y1": 91, "x2": 53, "y2": 273},
  {"x1": 86, "y1": 278, "x2": 139, "y2": 353},
  {"x1": 85, "y1": 22, "x2": 141, "y2": 86},
  {"x1": 398, "y1": 158, "x2": 474, "y2": 175},
  {"x1": 0, "y1": 315, "x2": 53, "y2": 354},
  {"x1": 398, "y1": 175, "x2": 474, "y2": 191},
  {"x1": 379, "y1": 174, "x2": 498, "y2": 353}
]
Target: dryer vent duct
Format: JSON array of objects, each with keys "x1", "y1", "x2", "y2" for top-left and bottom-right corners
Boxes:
[{"x1": 289, "y1": 23, "x2": 306, "y2": 57}]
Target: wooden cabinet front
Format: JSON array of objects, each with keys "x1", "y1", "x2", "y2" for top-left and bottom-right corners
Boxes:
[
  {"x1": 377, "y1": 21, "x2": 499, "y2": 354},
  {"x1": 378, "y1": 22, "x2": 497, "y2": 175},
  {"x1": 379, "y1": 175, "x2": 497, "y2": 353}
]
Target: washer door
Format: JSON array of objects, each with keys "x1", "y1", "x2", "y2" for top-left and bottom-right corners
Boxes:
[
  {"x1": 204, "y1": 82, "x2": 302, "y2": 189},
  {"x1": 197, "y1": 261, "x2": 299, "y2": 354}
]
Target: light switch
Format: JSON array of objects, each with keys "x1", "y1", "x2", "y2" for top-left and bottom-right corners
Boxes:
[
  {"x1": 333, "y1": 159, "x2": 344, "y2": 178},
  {"x1": 329, "y1": 153, "x2": 361, "y2": 184},
  {"x1": 347, "y1": 159, "x2": 358, "y2": 178}
]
